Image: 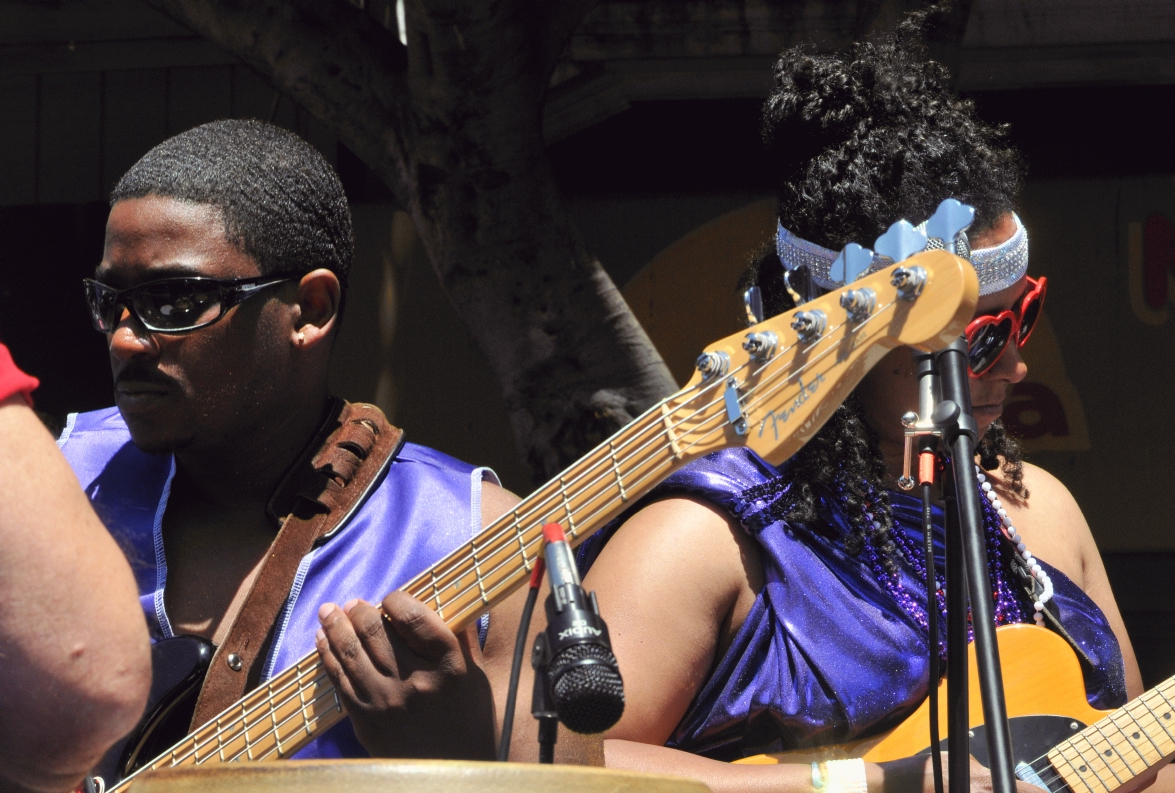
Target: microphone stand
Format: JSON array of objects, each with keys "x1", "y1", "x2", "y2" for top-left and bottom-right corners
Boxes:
[
  {"x1": 530, "y1": 631, "x2": 559, "y2": 764},
  {"x1": 934, "y1": 337, "x2": 1018, "y2": 793},
  {"x1": 901, "y1": 352, "x2": 1017, "y2": 793}
]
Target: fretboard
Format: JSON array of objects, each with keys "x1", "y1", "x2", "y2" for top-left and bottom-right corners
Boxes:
[
  {"x1": 1046, "y1": 676, "x2": 1175, "y2": 793},
  {"x1": 108, "y1": 253, "x2": 945, "y2": 789},
  {"x1": 111, "y1": 376, "x2": 728, "y2": 789}
]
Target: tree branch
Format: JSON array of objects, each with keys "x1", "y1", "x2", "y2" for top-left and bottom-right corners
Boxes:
[{"x1": 142, "y1": 0, "x2": 676, "y2": 481}]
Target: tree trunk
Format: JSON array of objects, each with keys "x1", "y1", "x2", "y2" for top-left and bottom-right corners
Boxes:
[{"x1": 141, "y1": 0, "x2": 677, "y2": 482}]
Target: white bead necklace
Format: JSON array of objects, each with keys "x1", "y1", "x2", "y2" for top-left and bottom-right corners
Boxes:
[{"x1": 975, "y1": 465, "x2": 1053, "y2": 625}]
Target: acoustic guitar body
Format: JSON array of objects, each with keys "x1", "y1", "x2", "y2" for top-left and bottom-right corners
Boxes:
[
  {"x1": 94, "y1": 636, "x2": 215, "y2": 783},
  {"x1": 739, "y1": 624, "x2": 1106, "y2": 766}
]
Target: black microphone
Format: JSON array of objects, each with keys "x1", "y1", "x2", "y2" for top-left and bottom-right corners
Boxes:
[{"x1": 539, "y1": 523, "x2": 625, "y2": 734}]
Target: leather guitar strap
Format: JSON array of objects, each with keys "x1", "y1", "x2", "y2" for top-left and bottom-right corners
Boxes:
[{"x1": 190, "y1": 398, "x2": 404, "y2": 731}]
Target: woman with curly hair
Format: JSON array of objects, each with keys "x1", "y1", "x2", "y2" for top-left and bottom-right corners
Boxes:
[{"x1": 499, "y1": 15, "x2": 1149, "y2": 793}]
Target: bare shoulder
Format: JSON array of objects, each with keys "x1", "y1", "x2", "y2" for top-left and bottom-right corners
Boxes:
[
  {"x1": 1017, "y1": 463, "x2": 1087, "y2": 523},
  {"x1": 480, "y1": 479, "x2": 522, "y2": 528},
  {"x1": 591, "y1": 496, "x2": 761, "y2": 597},
  {"x1": 584, "y1": 496, "x2": 762, "y2": 743},
  {"x1": 990, "y1": 461, "x2": 1091, "y2": 588}
]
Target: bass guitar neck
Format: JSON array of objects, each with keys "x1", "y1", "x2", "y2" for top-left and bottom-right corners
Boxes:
[{"x1": 106, "y1": 251, "x2": 977, "y2": 790}]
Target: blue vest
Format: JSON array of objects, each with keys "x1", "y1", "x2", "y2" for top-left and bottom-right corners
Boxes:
[{"x1": 59, "y1": 407, "x2": 496, "y2": 759}]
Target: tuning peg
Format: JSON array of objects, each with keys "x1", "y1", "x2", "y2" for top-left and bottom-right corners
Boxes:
[
  {"x1": 791, "y1": 309, "x2": 826, "y2": 343},
  {"x1": 874, "y1": 220, "x2": 928, "y2": 264},
  {"x1": 925, "y1": 199, "x2": 975, "y2": 255},
  {"x1": 830, "y1": 243, "x2": 875, "y2": 284},
  {"x1": 743, "y1": 286, "x2": 764, "y2": 325},
  {"x1": 783, "y1": 269, "x2": 807, "y2": 306},
  {"x1": 840, "y1": 287, "x2": 876, "y2": 322}
]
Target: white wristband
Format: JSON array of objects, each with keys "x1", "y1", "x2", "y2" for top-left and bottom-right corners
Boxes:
[{"x1": 823, "y1": 759, "x2": 868, "y2": 793}]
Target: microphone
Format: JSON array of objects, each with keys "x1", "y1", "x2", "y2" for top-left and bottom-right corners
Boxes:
[{"x1": 539, "y1": 523, "x2": 625, "y2": 734}]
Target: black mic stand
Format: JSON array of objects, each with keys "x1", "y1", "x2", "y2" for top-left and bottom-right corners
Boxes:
[
  {"x1": 900, "y1": 342, "x2": 1018, "y2": 793},
  {"x1": 935, "y1": 337, "x2": 1018, "y2": 793},
  {"x1": 530, "y1": 631, "x2": 559, "y2": 764}
]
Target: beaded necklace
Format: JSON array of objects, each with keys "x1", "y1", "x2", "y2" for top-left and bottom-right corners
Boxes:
[{"x1": 857, "y1": 470, "x2": 1037, "y2": 659}]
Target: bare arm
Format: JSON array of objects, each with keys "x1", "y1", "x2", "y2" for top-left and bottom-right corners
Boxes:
[
  {"x1": 1007, "y1": 463, "x2": 1144, "y2": 697},
  {"x1": 486, "y1": 495, "x2": 1045, "y2": 793},
  {"x1": 0, "y1": 396, "x2": 151, "y2": 792},
  {"x1": 485, "y1": 496, "x2": 763, "y2": 767}
]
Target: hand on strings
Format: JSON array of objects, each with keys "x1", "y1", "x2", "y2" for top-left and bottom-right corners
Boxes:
[{"x1": 315, "y1": 590, "x2": 496, "y2": 760}]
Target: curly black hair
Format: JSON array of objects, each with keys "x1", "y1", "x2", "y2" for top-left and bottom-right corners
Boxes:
[
  {"x1": 748, "y1": 11, "x2": 1027, "y2": 561},
  {"x1": 111, "y1": 119, "x2": 354, "y2": 310}
]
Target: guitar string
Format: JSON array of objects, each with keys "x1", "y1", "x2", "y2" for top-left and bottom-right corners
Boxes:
[
  {"x1": 388, "y1": 276, "x2": 892, "y2": 601},
  {"x1": 143, "y1": 299, "x2": 991, "y2": 779},
  {"x1": 150, "y1": 294, "x2": 918, "y2": 773},
  {"x1": 222, "y1": 676, "x2": 341, "y2": 763},
  {"x1": 196, "y1": 296, "x2": 897, "y2": 762},
  {"x1": 142, "y1": 329, "x2": 830, "y2": 770},
  {"x1": 1122, "y1": 700, "x2": 1165, "y2": 757},
  {"x1": 187, "y1": 670, "x2": 335, "y2": 764},
  {"x1": 1025, "y1": 682, "x2": 1175, "y2": 791},
  {"x1": 1104, "y1": 709, "x2": 1149, "y2": 772},
  {"x1": 117, "y1": 667, "x2": 333, "y2": 779},
  {"x1": 996, "y1": 682, "x2": 1175, "y2": 793},
  {"x1": 1026, "y1": 685, "x2": 1170, "y2": 793},
  {"x1": 120, "y1": 403, "x2": 712, "y2": 776},
  {"x1": 115, "y1": 380, "x2": 724, "y2": 779},
  {"x1": 402, "y1": 296, "x2": 896, "y2": 618},
  {"x1": 408, "y1": 300, "x2": 898, "y2": 629},
  {"x1": 122, "y1": 291, "x2": 906, "y2": 775}
]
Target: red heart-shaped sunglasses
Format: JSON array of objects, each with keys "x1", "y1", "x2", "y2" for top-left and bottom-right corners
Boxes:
[{"x1": 964, "y1": 275, "x2": 1047, "y2": 377}]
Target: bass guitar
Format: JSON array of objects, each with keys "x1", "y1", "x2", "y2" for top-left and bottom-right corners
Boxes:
[
  {"x1": 98, "y1": 249, "x2": 977, "y2": 790},
  {"x1": 740, "y1": 624, "x2": 1172, "y2": 793}
]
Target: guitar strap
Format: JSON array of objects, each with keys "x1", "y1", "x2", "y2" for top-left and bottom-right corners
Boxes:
[
  {"x1": 189, "y1": 397, "x2": 404, "y2": 731},
  {"x1": 1010, "y1": 553, "x2": 1097, "y2": 672}
]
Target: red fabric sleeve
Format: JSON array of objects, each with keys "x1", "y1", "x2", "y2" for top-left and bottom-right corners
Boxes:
[{"x1": 0, "y1": 342, "x2": 39, "y2": 406}]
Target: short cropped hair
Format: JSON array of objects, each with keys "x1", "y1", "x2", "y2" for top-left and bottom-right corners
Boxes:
[{"x1": 111, "y1": 119, "x2": 354, "y2": 296}]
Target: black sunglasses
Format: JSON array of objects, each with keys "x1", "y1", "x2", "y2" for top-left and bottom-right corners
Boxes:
[{"x1": 83, "y1": 274, "x2": 301, "y2": 334}]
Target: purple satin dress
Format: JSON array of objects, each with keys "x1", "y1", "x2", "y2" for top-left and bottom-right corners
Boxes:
[
  {"x1": 576, "y1": 448, "x2": 1127, "y2": 761},
  {"x1": 58, "y1": 407, "x2": 496, "y2": 759}
]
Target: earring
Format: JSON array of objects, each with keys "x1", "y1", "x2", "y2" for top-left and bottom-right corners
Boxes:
[{"x1": 298, "y1": 331, "x2": 305, "y2": 344}]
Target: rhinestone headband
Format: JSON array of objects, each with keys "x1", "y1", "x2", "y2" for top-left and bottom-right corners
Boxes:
[{"x1": 775, "y1": 212, "x2": 1028, "y2": 296}]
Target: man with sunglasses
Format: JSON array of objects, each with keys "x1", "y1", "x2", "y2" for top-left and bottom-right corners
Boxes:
[
  {"x1": 489, "y1": 25, "x2": 1154, "y2": 793},
  {"x1": 58, "y1": 119, "x2": 516, "y2": 767}
]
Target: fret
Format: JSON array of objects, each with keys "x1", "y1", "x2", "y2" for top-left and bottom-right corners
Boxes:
[
  {"x1": 469, "y1": 537, "x2": 489, "y2": 605},
  {"x1": 1154, "y1": 686, "x2": 1175, "y2": 717},
  {"x1": 1108, "y1": 707, "x2": 1158, "y2": 767},
  {"x1": 1089, "y1": 723, "x2": 1131, "y2": 779},
  {"x1": 214, "y1": 712, "x2": 228, "y2": 762},
  {"x1": 1049, "y1": 748, "x2": 1097, "y2": 793},
  {"x1": 1123, "y1": 699, "x2": 1165, "y2": 757},
  {"x1": 269, "y1": 689, "x2": 284, "y2": 758},
  {"x1": 513, "y1": 517, "x2": 531, "y2": 571},
  {"x1": 296, "y1": 674, "x2": 313, "y2": 738},
  {"x1": 1140, "y1": 693, "x2": 1175, "y2": 745},
  {"x1": 1109, "y1": 715, "x2": 1149, "y2": 773},
  {"x1": 430, "y1": 568, "x2": 442, "y2": 617},
  {"x1": 609, "y1": 440, "x2": 629, "y2": 501},
  {"x1": 660, "y1": 403, "x2": 683, "y2": 458},
  {"x1": 1051, "y1": 731, "x2": 1116, "y2": 793},
  {"x1": 559, "y1": 475, "x2": 578, "y2": 538}
]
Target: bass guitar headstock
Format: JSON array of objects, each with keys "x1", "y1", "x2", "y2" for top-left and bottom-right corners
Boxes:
[{"x1": 667, "y1": 249, "x2": 978, "y2": 466}]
